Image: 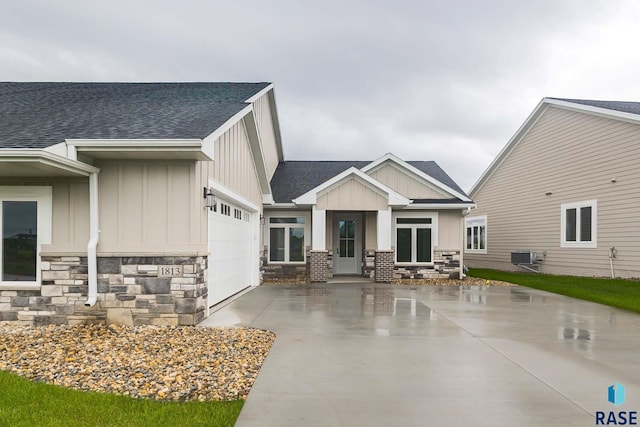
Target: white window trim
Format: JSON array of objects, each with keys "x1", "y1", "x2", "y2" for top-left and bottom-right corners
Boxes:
[
  {"x1": 465, "y1": 215, "x2": 487, "y2": 254},
  {"x1": 393, "y1": 211, "x2": 438, "y2": 265},
  {"x1": 561, "y1": 199, "x2": 597, "y2": 248},
  {"x1": 266, "y1": 211, "x2": 310, "y2": 264},
  {"x1": 0, "y1": 186, "x2": 53, "y2": 289}
]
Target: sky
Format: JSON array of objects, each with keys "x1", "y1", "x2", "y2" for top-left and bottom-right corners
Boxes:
[{"x1": 3, "y1": 0, "x2": 640, "y2": 192}]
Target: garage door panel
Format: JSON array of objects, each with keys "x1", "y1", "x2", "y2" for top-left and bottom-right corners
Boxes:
[{"x1": 208, "y1": 199, "x2": 255, "y2": 307}]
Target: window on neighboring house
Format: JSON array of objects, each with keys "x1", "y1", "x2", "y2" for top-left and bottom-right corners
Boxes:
[
  {"x1": 465, "y1": 216, "x2": 487, "y2": 254},
  {"x1": 268, "y1": 217, "x2": 306, "y2": 263},
  {"x1": 394, "y1": 216, "x2": 435, "y2": 264},
  {"x1": 561, "y1": 200, "x2": 597, "y2": 248}
]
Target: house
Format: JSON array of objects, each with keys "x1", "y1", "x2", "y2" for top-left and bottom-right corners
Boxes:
[
  {"x1": 0, "y1": 82, "x2": 473, "y2": 326},
  {"x1": 465, "y1": 97, "x2": 640, "y2": 278}
]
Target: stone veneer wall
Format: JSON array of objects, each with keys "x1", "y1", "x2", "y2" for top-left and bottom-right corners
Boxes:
[
  {"x1": 393, "y1": 250, "x2": 461, "y2": 279},
  {"x1": 261, "y1": 247, "x2": 311, "y2": 283},
  {"x1": 0, "y1": 255, "x2": 207, "y2": 326}
]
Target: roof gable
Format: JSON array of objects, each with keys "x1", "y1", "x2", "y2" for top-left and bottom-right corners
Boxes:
[
  {"x1": 293, "y1": 167, "x2": 410, "y2": 207},
  {"x1": 362, "y1": 153, "x2": 471, "y2": 202},
  {"x1": 270, "y1": 158, "x2": 470, "y2": 204},
  {"x1": 0, "y1": 82, "x2": 271, "y2": 149}
]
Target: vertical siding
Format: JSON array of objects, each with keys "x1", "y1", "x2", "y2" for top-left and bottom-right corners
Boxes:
[
  {"x1": 208, "y1": 120, "x2": 263, "y2": 209},
  {"x1": 95, "y1": 161, "x2": 205, "y2": 253},
  {"x1": 369, "y1": 163, "x2": 446, "y2": 199},
  {"x1": 467, "y1": 106, "x2": 640, "y2": 277},
  {"x1": 253, "y1": 92, "x2": 280, "y2": 179},
  {"x1": 316, "y1": 179, "x2": 388, "y2": 210},
  {"x1": 50, "y1": 181, "x2": 90, "y2": 251},
  {"x1": 437, "y1": 211, "x2": 462, "y2": 250},
  {"x1": 364, "y1": 211, "x2": 377, "y2": 248}
]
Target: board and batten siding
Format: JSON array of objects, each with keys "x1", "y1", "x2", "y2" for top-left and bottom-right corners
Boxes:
[
  {"x1": 368, "y1": 163, "x2": 448, "y2": 199},
  {"x1": 437, "y1": 210, "x2": 462, "y2": 251},
  {"x1": 94, "y1": 160, "x2": 204, "y2": 254},
  {"x1": 316, "y1": 178, "x2": 388, "y2": 211},
  {"x1": 467, "y1": 105, "x2": 640, "y2": 278},
  {"x1": 252, "y1": 92, "x2": 280, "y2": 180}
]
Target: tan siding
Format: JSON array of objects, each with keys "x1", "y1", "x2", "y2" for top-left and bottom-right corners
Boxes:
[
  {"x1": 49, "y1": 182, "x2": 90, "y2": 251},
  {"x1": 316, "y1": 179, "x2": 388, "y2": 210},
  {"x1": 369, "y1": 163, "x2": 447, "y2": 199},
  {"x1": 467, "y1": 106, "x2": 640, "y2": 278},
  {"x1": 365, "y1": 211, "x2": 377, "y2": 248},
  {"x1": 437, "y1": 210, "x2": 462, "y2": 250},
  {"x1": 210, "y1": 121, "x2": 263, "y2": 209},
  {"x1": 253, "y1": 93, "x2": 280, "y2": 179},
  {"x1": 95, "y1": 161, "x2": 206, "y2": 254}
]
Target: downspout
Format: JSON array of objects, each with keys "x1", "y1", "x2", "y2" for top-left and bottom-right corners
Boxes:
[{"x1": 85, "y1": 172, "x2": 99, "y2": 307}]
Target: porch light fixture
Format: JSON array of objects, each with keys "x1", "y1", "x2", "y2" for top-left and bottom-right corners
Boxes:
[{"x1": 203, "y1": 187, "x2": 216, "y2": 211}]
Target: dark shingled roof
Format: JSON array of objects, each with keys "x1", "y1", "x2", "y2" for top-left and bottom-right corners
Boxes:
[
  {"x1": 550, "y1": 98, "x2": 640, "y2": 116},
  {"x1": 0, "y1": 82, "x2": 270, "y2": 149},
  {"x1": 270, "y1": 160, "x2": 469, "y2": 203}
]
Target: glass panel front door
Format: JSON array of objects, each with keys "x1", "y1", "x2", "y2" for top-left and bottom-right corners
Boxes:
[
  {"x1": 334, "y1": 215, "x2": 361, "y2": 274},
  {"x1": 2, "y1": 201, "x2": 38, "y2": 281}
]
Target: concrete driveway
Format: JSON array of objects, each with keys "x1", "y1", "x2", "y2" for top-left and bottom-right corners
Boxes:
[{"x1": 200, "y1": 281, "x2": 640, "y2": 427}]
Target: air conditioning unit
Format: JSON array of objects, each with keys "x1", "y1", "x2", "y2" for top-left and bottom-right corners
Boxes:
[{"x1": 511, "y1": 251, "x2": 537, "y2": 265}]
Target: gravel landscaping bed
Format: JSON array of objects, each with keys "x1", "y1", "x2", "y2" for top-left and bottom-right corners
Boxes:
[
  {"x1": 0, "y1": 323, "x2": 275, "y2": 402},
  {"x1": 393, "y1": 277, "x2": 515, "y2": 286}
]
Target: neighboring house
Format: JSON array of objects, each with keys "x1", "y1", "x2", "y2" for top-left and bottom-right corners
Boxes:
[
  {"x1": 0, "y1": 82, "x2": 473, "y2": 326},
  {"x1": 466, "y1": 97, "x2": 640, "y2": 278}
]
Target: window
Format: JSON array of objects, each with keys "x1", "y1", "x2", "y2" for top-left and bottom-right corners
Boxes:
[
  {"x1": 465, "y1": 216, "x2": 487, "y2": 254},
  {"x1": 561, "y1": 200, "x2": 597, "y2": 248},
  {"x1": 394, "y1": 216, "x2": 435, "y2": 264},
  {"x1": 268, "y1": 217, "x2": 306, "y2": 263},
  {"x1": 0, "y1": 187, "x2": 52, "y2": 287}
]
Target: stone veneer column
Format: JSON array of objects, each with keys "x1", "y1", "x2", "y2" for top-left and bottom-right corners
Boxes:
[
  {"x1": 309, "y1": 250, "x2": 330, "y2": 282},
  {"x1": 374, "y1": 250, "x2": 394, "y2": 283}
]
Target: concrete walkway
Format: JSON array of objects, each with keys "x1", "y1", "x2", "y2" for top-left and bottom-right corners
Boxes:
[{"x1": 200, "y1": 282, "x2": 640, "y2": 426}]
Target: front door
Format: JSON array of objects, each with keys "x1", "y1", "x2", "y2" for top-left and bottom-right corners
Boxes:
[{"x1": 334, "y1": 214, "x2": 362, "y2": 274}]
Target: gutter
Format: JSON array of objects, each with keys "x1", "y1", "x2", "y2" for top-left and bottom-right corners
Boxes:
[{"x1": 85, "y1": 172, "x2": 100, "y2": 307}]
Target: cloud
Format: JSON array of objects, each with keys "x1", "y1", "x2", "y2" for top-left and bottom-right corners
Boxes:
[{"x1": 2, "y1": 0, "x2": 640, "y2": 191}]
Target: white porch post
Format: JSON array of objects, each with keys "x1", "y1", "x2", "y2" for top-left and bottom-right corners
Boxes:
[
  {"x1": 376, "y1": 208, "x2": 392, "y2": 250},
  {"x1": 312, "y1": 206, "x2": 326, "y2": 250}
]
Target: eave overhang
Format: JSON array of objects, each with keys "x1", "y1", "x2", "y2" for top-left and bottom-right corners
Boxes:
[{"x1": 0, "y1": 150, "x2": 100, "y2": 177}]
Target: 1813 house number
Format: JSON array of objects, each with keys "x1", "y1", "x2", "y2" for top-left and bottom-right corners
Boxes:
[{"x1": 158, "y1": 265, "x2": 182, "y2": 277}]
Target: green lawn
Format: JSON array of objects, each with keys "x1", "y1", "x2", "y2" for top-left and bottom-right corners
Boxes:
[
  {"x1": 468, "y1": 268, "x2": 640, "y2": 313},
  {"x1": 0, "y1": 370, "x2": 243, "y2": 427}
]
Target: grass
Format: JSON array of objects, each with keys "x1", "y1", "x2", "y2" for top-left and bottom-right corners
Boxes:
[
  {"x1": 468, "y1": 268, "x2": 640, "y2": 313},
  {"x1": 0, "y1": 370, "x2": 243, "y2": 427}
]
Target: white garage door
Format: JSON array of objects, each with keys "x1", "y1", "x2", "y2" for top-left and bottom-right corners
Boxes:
[{"x1": 208, "y1": 196, "x2": 255, "y2": 307}]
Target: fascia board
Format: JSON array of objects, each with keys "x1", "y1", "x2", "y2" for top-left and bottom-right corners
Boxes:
[
  {"x1": 267, "y1": 88, "x2": 285, "y2": 161},
  {"x1": 403, "y1": 203, "x2": 476, "y2": 210},
  {"x1": 245, "y1": 83, "x2": 274, "y2": 103},
  {"x1": 242, "y1": 112, "x2": 274, "y2": 202},
  {"x1": 0, "y1": 149, "x2": 100, "y2": 175},
  {"x1": 545, "y1": 98, "x2": 640, "y2": 125},
  {"x1": 362, "y1": 153, "x2": 471, "y2": 202},
  {"x1": 293, "y1": 167, "x2": 410, "y2": 206},
  {"x1": 202, "y1": 104, "x2": 254, "y2": 150}
]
